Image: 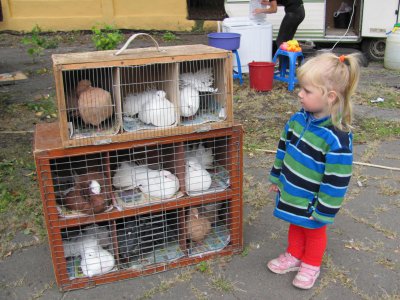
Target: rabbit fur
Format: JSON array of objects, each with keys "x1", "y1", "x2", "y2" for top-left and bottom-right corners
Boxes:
[
  {"x1": 186, "y1": 207, "x2": 211, "y2": 243},
  {"x1": 179, "y1": 68, "x2": 218, "y2": 93},
  {"x1": 113, "y1": 162, "x2": 179, "y2": 199},
  {"x1": 179, "y1": 86, "x2": 200, "y2": 117},
  {"x1": 77, "y1": 80, "x2": 113, "y2": 127},
  {"x1": 63, "y1": 224, "x2": 115, "y2": 277},
  {"x1": 185, "y1": 143, "x2": 214, "y2": 169},
  {"x1": 117, "y1": 213, "x2": 178, "y2": 265},
  {"x1": 139, "y1": 95, "x2": 177, "y2": 127},
  {"x1": 185, "y1": 158, "x2": 212, "y2": 193},
  {"x1": 63, "y1": 224, "x2": 113, "y2": 258},
  {"x1": 59, "y1": 168, "x2": 111, "y2": 214},
  {"x1": 79, "y1": 237, "x2": 115, "y2": 277},
  {"x1": 184, "y1": 143, "x2": 213, "y2": 193},
  {"x1": 123, "y1": 90, "x2": 165, "y2": 116}
]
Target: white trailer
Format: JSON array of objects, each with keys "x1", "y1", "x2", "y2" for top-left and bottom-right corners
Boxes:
[{"x1": 224, "y1": 0, "x2": 400, "y2": 60}]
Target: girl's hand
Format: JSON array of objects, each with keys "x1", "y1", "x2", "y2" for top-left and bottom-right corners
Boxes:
[
  {"x1": 268, "y1": 184, "x2": 279, "y2": 193},
  {"x1": 309, "y1": 216, "x2": 315, "y2": 220}
]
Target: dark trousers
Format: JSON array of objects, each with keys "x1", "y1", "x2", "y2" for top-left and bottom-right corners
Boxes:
[{"x1": 276, "y1": 5, "x2": 305, "y2": 48}]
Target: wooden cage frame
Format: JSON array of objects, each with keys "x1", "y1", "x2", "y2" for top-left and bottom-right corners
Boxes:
[
  {"x1": 52, "y1": 44, "x2": 234, "y2": 148},
  {"x1": 34, "y1": 122, "x2": 243, "y2": 291}
]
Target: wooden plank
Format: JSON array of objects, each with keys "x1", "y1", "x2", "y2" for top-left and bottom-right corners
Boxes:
[
  {"x1": 58, "y1": 247, "x2": 236, "y2": 291},
  {"x1": 52, "y1": 45, "x2": 230, "y2": 66},
  {"x1": 0, "y1": 71, "x2": 27, "y2": 82},
  {"x1": 33, "y1": 122, "x2": 240, "y2": 156},
  {"x1": 53, "y1": 190, "x2": 234, "y2": 229}
]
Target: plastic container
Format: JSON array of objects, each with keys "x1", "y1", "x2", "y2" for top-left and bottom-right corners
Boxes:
[
  {"x1": 384, "y1": 24, "x2": 400, "y2": 70},
  {"x1": 248, "y1": 61, "x2": 275, "y2": 91},
  {"x1": 222, "y1": 17, "x2": 273, "y2": 73},
  {"x1": 248, "y1": 0, "x2": 267, "y2": 24},
  {"x1": 207, "y1": 32, "x2": 241, "y2": 51}
]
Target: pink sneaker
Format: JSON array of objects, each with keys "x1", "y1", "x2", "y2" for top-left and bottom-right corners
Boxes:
[
  {"x1": 267, "y1": 252, "x2": 301, "y2": 274},
  {"x1": 292, "y1": 262, "x2": 320, "y2": 289}
]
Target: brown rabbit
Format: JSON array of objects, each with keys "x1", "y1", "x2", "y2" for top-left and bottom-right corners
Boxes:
[
  {"x1": 186, "y1": 207, "x2": 211, "y2": 243},
  {"x1": 77, "y1": 79, "x2": 113, "y2": 127},
  {"x1": 63, "y1": 169, "x2": 111, "y2": 214}
]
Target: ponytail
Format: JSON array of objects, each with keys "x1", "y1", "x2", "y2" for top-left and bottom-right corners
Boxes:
[{"x1": 297, "y1": 52, "x2": 361, "y2": 131}]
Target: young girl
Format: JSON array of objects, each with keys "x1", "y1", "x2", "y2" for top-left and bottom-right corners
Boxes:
[{"x1": 267, "y1": 52, "x2": 360, "y2": 289}]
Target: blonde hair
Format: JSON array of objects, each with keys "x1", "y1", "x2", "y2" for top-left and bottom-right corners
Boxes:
[{"x1": 297, "y1": 52, "x2": 361, "y2": 131}]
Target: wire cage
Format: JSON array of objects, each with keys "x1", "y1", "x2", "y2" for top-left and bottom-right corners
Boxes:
[
  {"x1": 50, "y1": 153, "x2": 115, "y2": 218},
  {"x1": 52, "y1": 44, "x2": 233, "y2": 148},
  {"x1": 34, "y1": 122, "x2": 243, "y2": 290}
]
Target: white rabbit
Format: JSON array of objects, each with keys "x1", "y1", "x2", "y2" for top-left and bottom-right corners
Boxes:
[
  {"x1": 179, "y1": 68, "x2": 218, "y2": 93},
  {"x1": 179, "y1": 86, "x2": 200, "y2": 117},
  {"x1": 123, "y1": 90, "x2": 165, "y2": 116},
  {"x1": 80, "y1": 240, "x2": 115, "y2": 277},
  {"x1": 113, "y1": 162, "x2": 180, "y2": 199},
  {"x1": 185, "y1": 143, "x2": 214, "y2": 169},
  {"x1": 63, "y1": 225, "x2": 112, "y2": 258},
  {"x1": 138, "y1": 169, "x2": 180, "y2": 199},
  {"x1": 112, "y1": 162, "x2": 158, "y2": 190},
  {"x1": 185, "y1": 157, "x2": 212, "y2": 192},
  {"x1": 139, "y1": 96, "x2": 176, "y2": 127},
  {"x1": 63, "y1": 235, "x2": 98, "y2": 258}
]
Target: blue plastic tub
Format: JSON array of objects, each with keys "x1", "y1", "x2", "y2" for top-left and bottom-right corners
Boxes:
[{"x1": 207, "y1": 32, "x2": 241, "y2": 51}]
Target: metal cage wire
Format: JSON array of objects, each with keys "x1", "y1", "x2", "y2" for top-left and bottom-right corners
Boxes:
[
  {"x1": 35, "y1": 126, "x2": 243, "y2": 290},
  {"x1": 55, "y1": 46, "x2": 233, "y2": 148}
]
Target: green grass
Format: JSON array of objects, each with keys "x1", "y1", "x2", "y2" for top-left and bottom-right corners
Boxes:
[
  {"x1": 0, "y1": 148, "x2": 46, "y2": 258},
  {"x1": 162, "y1": 31, "x2": 177, "y2": 42},
  {"x1": 354, "y1": 118, "x2": 400, "y2": 143},
  {"x1": 354, "y1": 84, "x2": 400, "y2": 109},
  {"x1": 232, "y1": 79, "x2": 400, "y2": 148},
  {"x1": 196, "y1": 261, "x2": 210, "y2": 273},
  {"x1": 0, "y1": 94, "x2": 46, "y2": 259},
  {"x1": 233, "y1": 79, "x2": 299, "y2": 151},
  {"x1": 21, "y1": 25, "x2": 59, "y2": 60},
  {"x1": 209, "y1": 274, "x2": 236, "y2": 293},
  {"x1": 25, "y1": 94, "x2": 58, "y2": 119},
  {"x1": 241, "y1": 245, "x2": 250, "y2": 257},
  {"x1": 91, "y1": 24, "x2": 124, "y2": 50}
]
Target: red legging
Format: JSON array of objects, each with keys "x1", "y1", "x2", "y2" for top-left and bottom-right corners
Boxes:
[{"x1": 286, "y1": 224, "x2": 327, "y2": 267}]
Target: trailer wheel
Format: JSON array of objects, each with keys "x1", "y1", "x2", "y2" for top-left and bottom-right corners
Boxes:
[{"x1": 361, "y1": 38, "x2": 385, "y2": 61}]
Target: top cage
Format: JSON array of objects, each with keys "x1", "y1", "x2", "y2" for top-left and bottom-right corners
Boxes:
[{"x1": 52, "y1": 38, "x2": 234, "y2": 148}]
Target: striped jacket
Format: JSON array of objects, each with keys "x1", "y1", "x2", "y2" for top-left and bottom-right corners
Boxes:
[{"x1": 269, "y1": 109, "x2": 353, "y2": 229}]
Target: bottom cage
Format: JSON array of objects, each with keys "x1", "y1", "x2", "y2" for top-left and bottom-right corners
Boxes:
[{"x1": 53, "y1": 199, "x2": 241, "y2": 290}]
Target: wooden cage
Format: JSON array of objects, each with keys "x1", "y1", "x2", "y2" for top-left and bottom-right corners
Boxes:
[
  {"x1": 52, "y1": 44, "x2": 234, "y2": 148},
  {"x1": 34, "y1": 122, "x2": 243, "y2": 291}
]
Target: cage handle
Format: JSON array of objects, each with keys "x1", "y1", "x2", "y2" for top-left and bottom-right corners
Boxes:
[{"x1": 114, "y1": 33, "x2": 163, "y2": 56}]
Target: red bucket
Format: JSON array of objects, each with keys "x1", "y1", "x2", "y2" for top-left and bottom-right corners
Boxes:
[{"x1": 248, "y1": 61, "x2": 275, "y2": 91}]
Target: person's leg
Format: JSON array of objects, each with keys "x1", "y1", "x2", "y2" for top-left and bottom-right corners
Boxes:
[
  {"x1": 267, "y1": 224, "x2": 303, "y2": 274},
  {"x1": 286, "y1": 224, "x2": 305, "y2": 260},
  {"x1": 302, "y1": 225, "x2": 327, "y2": 266},
  {"x1": 292, "y1": 226, "x2": 327, "y2": 289},
  {"x1": 275, "y1": 5, "x2": 305, "y2": 48}
]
